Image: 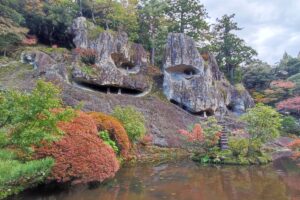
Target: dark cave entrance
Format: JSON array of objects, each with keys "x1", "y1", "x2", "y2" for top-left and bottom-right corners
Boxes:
[
  {"x1": 75, "y1": 81, "x2": 143, "y2": 95},
  {"x1": 166, "y1": 64, "x2": 199, "y2": 75},
  {"x1": 170, "y1": 99, "x2": 215, "y2": 117},
  {"x1": 183, "y1": 68, "x2": 197, "y2": 76}
]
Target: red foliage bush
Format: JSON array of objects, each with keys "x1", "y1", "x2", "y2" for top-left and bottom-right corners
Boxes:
[
  {"x1": 276, "y1": 96, "x2": 300, "y2": 113},
  {"x1": 271, "y1": 80, "x2": 295, "y2": 89},
  {"x1": 178, "y1": 124, "x2": 205, "y2": 142},
  {"x1": 288, "y1": 139, "x2": 300, "y2": 149},
  {"x1": 140, "y1": 134, "x2": 153, "y2": 146},
  {"x1": 88, "y1": 112, "x2": 131, "y2": 159},
  {"x1": 288, "y1": 139, "x2": 300, "y2": 159},
  {"x1": 36, "y1": 111, "x2": 119, "y2": 184},
  {"x1": 75, "y1": 48, "x2": 98, "y2": 65},
  {"x1": 22, "y1": 35, "x2": 37, "y2": 46}
]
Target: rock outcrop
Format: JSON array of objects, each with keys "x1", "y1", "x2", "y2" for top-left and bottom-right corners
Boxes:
[
  {"x1": 71, "y1": 17, "x2": 150, "y2": 95},
  {"x1": 163, "y1": 33, "x2": 254, "y2": 115}
]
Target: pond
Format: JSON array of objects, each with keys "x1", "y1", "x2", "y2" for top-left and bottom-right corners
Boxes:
[{"x1": 11, "y1": 158, "x2": 300, "y2": 200}]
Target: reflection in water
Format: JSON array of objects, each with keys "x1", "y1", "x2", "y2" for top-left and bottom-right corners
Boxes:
[{"x1": 14, "y1": 159, "x2": 300, "y2": 200}]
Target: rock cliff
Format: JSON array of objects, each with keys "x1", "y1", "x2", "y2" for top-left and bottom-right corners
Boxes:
[
  {"x1": 71, "y1": 17, "x2": 150, "y2": 95},
  {"x1": 163, "y1": 33, "x2": 254, "y2": 116}
]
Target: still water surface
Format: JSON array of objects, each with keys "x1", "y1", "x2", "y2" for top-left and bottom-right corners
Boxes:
[{"x1": 13, "y1": 158, "x2": 300, "y2": 200}]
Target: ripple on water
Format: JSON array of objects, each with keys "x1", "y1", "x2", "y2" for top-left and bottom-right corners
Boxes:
[{"x1": 14, "y1": 158, "x2": 300, "y2": 200}]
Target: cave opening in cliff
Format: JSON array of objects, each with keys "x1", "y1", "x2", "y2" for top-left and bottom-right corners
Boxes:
[
  {"x1": 75, "y1": 81, "x2": 143, "y2": 95},
  {"x1": 111, "y1": 53, "x2": 135, "y2": 70},
  {"x1": 192, "y1": 109, "x2": 215, "y2": 117},
  {"x1": 226, "y1": 104, "x2": 234, "y2": 112},
  {"x1": 166, "y1": 64, "x2": 199, "y2": 76},
  {"x1": 170, "y1": 99, "x2": 215, "y2": 117}
]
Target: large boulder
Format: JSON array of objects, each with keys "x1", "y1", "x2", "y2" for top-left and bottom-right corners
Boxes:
[
  {"x1": 71, "y1": 17, "x2": 150, "y2": 95},
  {"x1": 163, "y1": 33, "x2": 254, "y2": 115}
]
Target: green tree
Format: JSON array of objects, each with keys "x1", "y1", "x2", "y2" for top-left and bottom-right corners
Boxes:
[
  {"x1": 0, "y1": 3, "x2": 27, "y2": 56},
  {"x1": 166, "y1": 0, "x2": 208, "y2": 41},
  {"x1": 82, "y1": 0, "x2": 138, "y2": 41},
  {"x1": 112, "y1": 106, "x2": 146, "y2": 142},
  {"x1": 242, "y1": 59, "x2": 274, "y2": 90},
  {"x1": 241, "y1": 103, "x2": 282, "y2": 144},
  {"x1": 21, "y1": 0, "x2": 78, "y2": 46},
  {"x1": 0, "y1": 80, "x2": 74, "y2": 153},
  {"x1": 212, "y1": 14, "x2": 257, "y2": 83},
  {"x1": 139, "y1": 0, "x2": 167, "y2": 65}
]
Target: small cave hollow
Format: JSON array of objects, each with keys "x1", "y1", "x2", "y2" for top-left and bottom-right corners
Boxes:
[
  {"x1": 75, "y1": 81, "x2": 143, "y2": 95},
  {"x1": 170, "y1": 99, "x2": 215, "y2": 117},
  {"x1": 226, "y1": 104, "x2": 234, "y2": 112},
  {"x1": 111, "y1": 53, "x2": 135, "y2": 70},
  {"x1": 166, "y1": 64, "x2": 199, "y2": 76},
  {"x1": 192, "y1": 109, "x2": 215, "y2": 117}
]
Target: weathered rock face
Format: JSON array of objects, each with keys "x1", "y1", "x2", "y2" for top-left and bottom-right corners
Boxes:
[
  {"x1": 228, "y1": 87, "x2": 255, "y2": 115},
  {"x1": 71, "y1": 17, "x2": 150, "y2": 94},
  {"x1": 163, "y1": 33, "x2": 254, "y2": 115},
  {"x1": 163, "y1": 33, "x2": 230, "y2": 115}
]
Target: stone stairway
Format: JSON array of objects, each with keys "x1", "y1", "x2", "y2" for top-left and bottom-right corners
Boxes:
[{"x1": 219, "y1": 122, "x2": 229, "y2": 150}]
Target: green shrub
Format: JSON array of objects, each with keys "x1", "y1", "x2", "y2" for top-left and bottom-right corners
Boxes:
[
  {"x1": 241, "y1": 103, "x2": 282, "y2": 142},
  {"x1": 99, "y1": 130, "x2": 119, "y2": 153},
  {"x1": 0, "y1": 150, "x2": 17, "y2": 161},
  {"x1": 0, "y1": 80, "x2": 74, "y2": 154},
  {"x1": 281, "y1": 116, "x2": 300, "y2": 136},
  {"x1": 228, "y1": 138, "x2": 249, "y2": 157},
  {"x1": 200, "y1": 117, "x2": 222, "y2": 151},
  {"x1": 0, "y1": 157, "x2": 54, "y2": 199},
  {"x1": 88, "y1": 26, "x2": 105, "y2": 40},
  {"x1": 112, "y1": 106, "x2": 146, "y2": 142},
  {"x1": 81, "y1": 65, "x2": 95, "y2": 76}
]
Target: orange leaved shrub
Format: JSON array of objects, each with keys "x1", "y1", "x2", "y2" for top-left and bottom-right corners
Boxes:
[
  {"x1": 88, "y1": 112, "x2": 131, "y2": 158},
  {"x1": 36, "y1": 111, "x2": 120, "y2": 184},
  {"x1": 178, "y1": 124, "x2": 205, "y2": 142},
  {"x1": 288, "y1": 139, "x2": 300, "y2": 159}
]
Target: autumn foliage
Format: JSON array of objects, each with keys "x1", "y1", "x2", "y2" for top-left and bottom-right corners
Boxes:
[
  {"x1": 288, "y1": 139, "x2": 300, "y2": 159},
  {"x1": 178, "y1": 124, "x2": 205, "y2": 142},
  {"x1": 36, "y1": 111, "x2": 120, "y2": 184},
  {"x1": 276, "y1": 96, "x2": 300, "y2": 113},
  {"x1": 75, "y1": 48, "x2": 98, "y2": 65},
  {"x1": 270, "y1": 80, "x2": 295, "y2": 89},
  {"x1": 21, "y1": 35, "x2": 37, "y2": 46},
  {"x1": 88, "y1": 112, "x2": 131, "y2": 159}
]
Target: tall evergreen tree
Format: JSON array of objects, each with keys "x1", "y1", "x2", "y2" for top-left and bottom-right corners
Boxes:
[
  {"x1": 212, "y1": 14, "x2": 257, "y2": 83},
  {"x1": 166, "y1": 0, "x2": 208, "y2": 41},
  {"x1": 139, "y1": 0, "x2": 167, "y2": 65}
]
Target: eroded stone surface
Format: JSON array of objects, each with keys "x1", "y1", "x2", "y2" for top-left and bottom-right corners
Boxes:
[
  {"x1": 163, "y1": 33, "x2": 253, "y2": 115},
  {"x1": 71, "y1": 17, "x2": 150, "y2": 93}
]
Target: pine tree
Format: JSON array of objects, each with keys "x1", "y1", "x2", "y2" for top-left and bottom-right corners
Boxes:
[
  {"x1": 166, "y1": 0, "x2": 208, "y2": 41},
  {"x1": 212, "y1": 14, "x2": 257, "y2": 83},
  {"x1": 139, "y1": 0, "x2": 167, "y2": 65}
]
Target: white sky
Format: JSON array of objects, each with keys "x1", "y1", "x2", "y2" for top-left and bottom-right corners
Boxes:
[{"x1": 202, "y1": 0, "x2": 300, "y2": 64}]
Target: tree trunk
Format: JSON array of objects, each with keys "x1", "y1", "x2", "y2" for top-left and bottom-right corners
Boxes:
[
  {"x1": 230, "y1": 67, "x2": 234, "y2": 84},
  {"x1": 180, "y1": 10, "x2": 184, "y2": 33},
  {"x1": 105, "y1": 21, "x2": 109, "y2": 30},
  {"x1": 150, "y1": 23, "x2": 155, "y2": 65},
  {"x1": 151, "y1": 47, "x2": 155, "y2": 66},
  {"x1": 92, "y1": 1, "x2": 96, "y2": 23},
  {"x1": 78, "y1": 0, "x2": 82, "y2": 16}
]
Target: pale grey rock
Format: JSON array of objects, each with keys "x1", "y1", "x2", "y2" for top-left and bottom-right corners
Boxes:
[
  {"x1": 163, "y1": 33, "x2": 254, "y2": 115},
  {"x1": 70, "y1": 17, "x2": 150, "y2": 93}
]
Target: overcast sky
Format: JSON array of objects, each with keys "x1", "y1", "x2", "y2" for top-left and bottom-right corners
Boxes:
[{"x1": 202, "y1": 0, "x2": 300, "y2": 64}]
